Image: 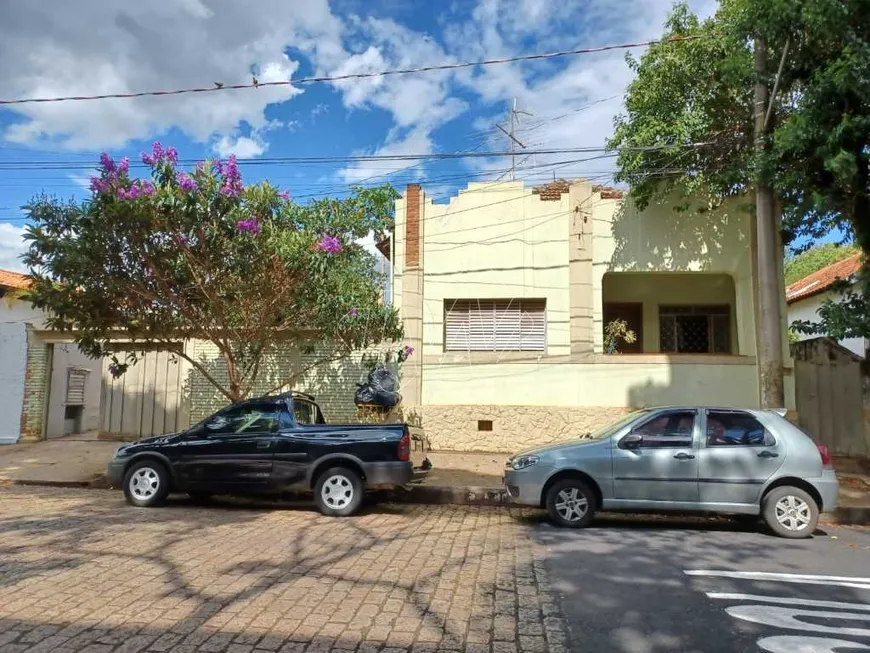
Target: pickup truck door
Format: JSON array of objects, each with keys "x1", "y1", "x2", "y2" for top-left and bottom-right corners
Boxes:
[
  {"x1": 271, "y1": 399, "x2": 323, "y2": 488},
  {"x1": 178, "y1": 401, "x2": 279, "y2": 491}
]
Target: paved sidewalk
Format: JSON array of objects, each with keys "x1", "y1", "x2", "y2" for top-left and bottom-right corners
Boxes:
[
  {"x1": 0, "y1": 485, "x2": 568, "y2": 653},
  {"x1": 0, "y1": 432, "x2": 117, "y2": 486}
]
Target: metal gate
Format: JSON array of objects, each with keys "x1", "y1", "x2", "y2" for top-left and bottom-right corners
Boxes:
[
  {"x1": 792, "y1": 337, "x2": 869, "y2": 457},
  {"x1": 100, "y1": 346, "x2": 190, "y2": 439}
]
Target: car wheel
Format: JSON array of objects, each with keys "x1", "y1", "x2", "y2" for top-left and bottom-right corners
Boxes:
[
  {"x1": 762, "y1": 486, "x2": 819, "y2": 539},
  {"x1": 545, "y1": 478, "x2": 596, "y2": 528},
  {"x1": 314, "y1": 467, "x2": 364, "y2": 517},
  {"x1": 123, "y1": 460, "x2": 170, "y2": 507}
]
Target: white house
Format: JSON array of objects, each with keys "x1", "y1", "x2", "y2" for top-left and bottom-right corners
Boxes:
[
  {"x1": 787, "y1": 253, "x2": 867, "y2": 360},
  {"x1": 0, "y1": 269, "x2": 101, "y2": 444}
]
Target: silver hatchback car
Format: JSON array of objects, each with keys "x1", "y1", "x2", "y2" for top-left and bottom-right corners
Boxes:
[{"x1": 503, "y1": 407, "x2": 838, "y2": 538}]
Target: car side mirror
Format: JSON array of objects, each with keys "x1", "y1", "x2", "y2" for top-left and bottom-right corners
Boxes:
[{"x1": 621, "y1": 433, "x2": 643, "y2": 450}]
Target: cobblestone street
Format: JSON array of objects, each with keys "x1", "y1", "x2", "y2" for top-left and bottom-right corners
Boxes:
[{"x1": 0, "y1": 487, "x2": 568, "y2": 653}]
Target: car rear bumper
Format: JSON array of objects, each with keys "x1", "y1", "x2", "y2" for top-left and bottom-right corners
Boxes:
[
  {"x1": 812, "y1": 468, "x2": 839, "y2": 513},
  {"x1": 362, "y1": 461, "x2": 413, "y2": 488}
]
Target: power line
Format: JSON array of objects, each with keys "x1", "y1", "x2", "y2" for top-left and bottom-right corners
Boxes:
[
  {"x1": 0, "y1": 35, "x2": 716, "y2": 107},
  {"x1": 0, "y1": 141, "x2": 727, "y2": 171}
]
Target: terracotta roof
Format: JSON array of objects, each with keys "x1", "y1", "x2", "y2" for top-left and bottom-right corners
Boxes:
[
  {"x1": 532, "y1": 179, "x2": 571, "y2": 201},
  {"x1": 785, "y1": 253, "x2": 863, "y2": 304},
  {"x1": 0, "y1": 268, "x2": 31, "y2": 291},
  {"x1": 591, "y1": 184, "x2": 625, "y2": 199}
]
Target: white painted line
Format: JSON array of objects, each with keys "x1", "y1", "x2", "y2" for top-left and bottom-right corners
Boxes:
[
  {"x1": 726, "y1": 605, "x2": 870, "y2": 638},
  {"x1": 707, "y1": 592, "x2": 870, "y2": 612},
  {"x1": 686, "y1": 570, "x2": 870, "y2": 590},
  {"x1": 758, "y1": 636, "x2": 870, "y2": 653}
]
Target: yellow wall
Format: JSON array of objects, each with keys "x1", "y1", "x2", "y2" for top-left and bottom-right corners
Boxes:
[
  {"x1": 592, "y1": 194, "x2": 757, "y2": 356},
  {"x1": 602, "y1": 272, "x2": 740, "y2": 353},
  {"x1": 395, "y1": 181, "x2": 573, "y2": 358},
  {"x1": 422, "y1": 361, "x2": 760, "y2": 408}
]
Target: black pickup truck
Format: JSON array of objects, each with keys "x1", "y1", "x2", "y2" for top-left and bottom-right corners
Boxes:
[{"x1": 107, "y1": 391, "x2": 413, "y2": 516}]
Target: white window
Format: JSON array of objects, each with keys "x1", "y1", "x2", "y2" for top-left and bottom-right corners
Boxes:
[
  {"x1": 444, "y1": 299, "x2": 546, "y2": 352},
  {"x1": 65, "y1": 368, "x2": 89, "y2": 405}
]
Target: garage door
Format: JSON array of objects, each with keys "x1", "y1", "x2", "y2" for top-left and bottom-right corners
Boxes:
[{"x1": 100, "y1": 347, "x2": 190, "y2": 439}]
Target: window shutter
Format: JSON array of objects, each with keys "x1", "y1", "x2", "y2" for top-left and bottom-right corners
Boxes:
[
  {"x1": 445, "y1": 299, "x2": 546, "y2": 351},
  {"x1": 66, "y1": 368, "x2": 89, "y2": 405}
]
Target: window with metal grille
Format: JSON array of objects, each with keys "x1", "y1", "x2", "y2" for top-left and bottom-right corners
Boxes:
[
  {"x1": 65, "y1": 368, "x2": 89, "y2": 405},
  {"x1": 444, "y1": 299, "x2": 546, "y2": 352},
  {"x1": 659, "y1": 305, "x2": 731, "y2": 354}
]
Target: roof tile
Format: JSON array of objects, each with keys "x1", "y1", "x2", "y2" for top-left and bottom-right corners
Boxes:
[
  {"x1": 0, "y1": 269, "x2": 31, "y2": 291},
  {"x1": 785, "y1": 253, "x2": 862, "y2": 304}
]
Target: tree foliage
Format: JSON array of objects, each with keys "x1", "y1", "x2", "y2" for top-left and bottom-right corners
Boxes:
[
  {"x1": 23, "y1": 144, "x2": 404, "y2": 402},
  {"x1": 609, "y1": 0, "x2": 870, "y2": 336},
  {"x1": 784, "y1": 243, "x2": 859, "y2": 285}
]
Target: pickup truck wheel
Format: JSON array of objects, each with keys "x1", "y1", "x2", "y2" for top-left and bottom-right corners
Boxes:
[
  {"x1": 545, "y1": 478, "x2": 596, "y2": 529},
  {"x1": 314, "y1": 467, "x2": 363, "y2": 517},
  {"x1": 123, "y1": 460, "x2": 169, "y2": 507},
  {"x1": 762, "y1": 486, "x2": 819, "y2": 539}
]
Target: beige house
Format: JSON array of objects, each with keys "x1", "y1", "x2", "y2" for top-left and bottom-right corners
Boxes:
[{"x1": 388, "y1": 179, "x2": 795, "y2": 452}]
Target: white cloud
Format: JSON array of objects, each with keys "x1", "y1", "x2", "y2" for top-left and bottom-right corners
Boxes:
[
  {"x1": 339, "y1": 126, "x2": 433, "y2": 183},
  {"x1": 0, "y1": 223, "x2": 28, "y2": 272},
  {"x1": 213, "y1": 135, "x2": 266, "y2": 159},
  {"x1": 0, "y1": 1, "x2": 343, "y2": 150}
]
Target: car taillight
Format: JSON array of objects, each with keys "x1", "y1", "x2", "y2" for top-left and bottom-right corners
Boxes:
[
  {"x1": 398, "y1": 429, "x2": 410, "y2": 462},
  {"x1": 817, "y1": 443, "x2": 832, "y2": 468}
]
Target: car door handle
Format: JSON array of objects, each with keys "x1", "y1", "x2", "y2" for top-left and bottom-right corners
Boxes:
[
  {"x1": 673, "y1": 452, "x2": 695, "y2": 460},
  {"x1": 257, "y1": 440, "x2": 274, "y2": 449},
  {"x1": 757, "y1": 450, "x2": 779, "y2": 458}
]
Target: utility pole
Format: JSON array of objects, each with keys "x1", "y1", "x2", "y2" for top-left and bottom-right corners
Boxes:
[{"x1": 753, "y1": 36, "x2": 785, "y2": 408}]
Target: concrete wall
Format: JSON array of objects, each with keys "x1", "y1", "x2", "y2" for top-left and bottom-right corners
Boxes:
[
  {"x1": 0, "y1": 323, "x2": 28, "y2": 444},
  {"x1": 45, "y1": 344, "x2": 103, "y2": 438},
  {"x1": 789, "y1": 290, "x2": 868, "y2": 359}
]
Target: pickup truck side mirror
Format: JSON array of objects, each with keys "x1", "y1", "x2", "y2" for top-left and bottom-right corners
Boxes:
[{"x1": 621, "y1": 433, "x2": 643, "y2": 450}]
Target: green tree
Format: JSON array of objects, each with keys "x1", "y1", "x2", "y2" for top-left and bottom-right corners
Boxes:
[
  {"x1": 784, "y1": 243, "x2": 859, "y2": 285},
  {"x1": 23, "y1": 144, "x2": 404, "y2": 402},
  {"x1": 609, "y1": 0, "x2": 870, "y2": 337}
]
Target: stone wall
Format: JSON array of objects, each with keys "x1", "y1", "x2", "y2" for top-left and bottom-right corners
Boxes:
[{"x1": 408, "y1": 404, "x2": 634, "y2": 453}]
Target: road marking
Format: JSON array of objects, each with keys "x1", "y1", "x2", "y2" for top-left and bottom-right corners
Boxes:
[
  {"x1": 726, "y1": 605, "x2": 870, "y2": 638},
  {"x1": 757, "y1": 636, "x2": 870, "y2": 653},
  {"x1": 686, "y1": 570, "x2": 870, "y2": 590},
  {"x1": 707, "y1": 592, "x2": 870, "y2": 612}
]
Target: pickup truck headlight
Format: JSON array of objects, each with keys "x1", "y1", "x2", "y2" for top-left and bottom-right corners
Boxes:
[{"x1": 510, "y1": 455, "x2": 539, "y2": 471}]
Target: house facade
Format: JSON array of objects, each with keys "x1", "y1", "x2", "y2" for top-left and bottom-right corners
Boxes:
[
  {"x1": 390, "y1": 179, "x2": 795, "y2": 451},
  {"x1": 787, "y1": 253, "x2": 867, "y2": 360},
  {"x1": 0, "y1": 270, "x2": 101, "y2": 444}
]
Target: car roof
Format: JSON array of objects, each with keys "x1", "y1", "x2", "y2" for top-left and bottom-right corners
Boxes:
[{"x1": 643, "y1": 406, "x2": 785, "y2": 417}]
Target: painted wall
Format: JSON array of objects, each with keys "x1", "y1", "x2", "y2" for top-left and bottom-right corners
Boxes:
[
  {"x1": 592, "y1": 194, "x2": 757, "y2": 356},
  {"x1": 788, "y1": 290, "x2": 867, "y2": 359},
  {"x1": 45, "y1": 344, "x2": 102, "y2": 438},
  {"x1": 602, "y1": 272, "x2": 740, "y2": 353},
  {"x1": 0, "y1": 323, "x2": 27, "y2": 443},
  {"x1": 422, "y1": 360, "x2": 760, "y2": 408},
  {"x1": 393, "y1": 181, "x2": 573, "y2": 359}
]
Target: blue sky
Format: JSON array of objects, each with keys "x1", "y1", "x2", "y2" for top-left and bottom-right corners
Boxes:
[{"x1": 6, "y1": 0, "x2": 816, "y2": 271}]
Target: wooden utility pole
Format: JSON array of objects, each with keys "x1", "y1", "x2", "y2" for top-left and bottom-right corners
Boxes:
[{"x1": 754, "y1": 36, "x2": 785, "y2": 408}]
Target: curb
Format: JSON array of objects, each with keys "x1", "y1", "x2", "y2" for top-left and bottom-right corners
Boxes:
[{"x1": 5, "y1": 476, "x2": 869, "y2": 526}]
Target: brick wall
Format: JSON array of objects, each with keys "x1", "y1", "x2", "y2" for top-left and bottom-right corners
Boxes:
[
  {"x1": 405, "y1": 184, "x2": 421, "y2": 269},
  {"x1": 18, "y1": 327, "x2": 52, "y2": 442},
  {"x1": 187, "y1": 339, "x2": 398, "y2": 423}
]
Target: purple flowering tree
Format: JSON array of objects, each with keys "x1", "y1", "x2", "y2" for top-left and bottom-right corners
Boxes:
[{"x1": 23, "y1": 144, "x2": 403, "y2": 402}]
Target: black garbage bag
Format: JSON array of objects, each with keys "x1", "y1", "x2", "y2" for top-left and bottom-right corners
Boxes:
[{"x1": 354, "y1": 366, "x2": 402, "y2": 408}]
